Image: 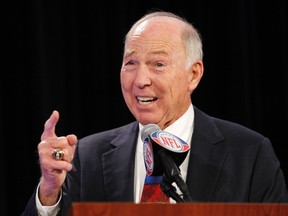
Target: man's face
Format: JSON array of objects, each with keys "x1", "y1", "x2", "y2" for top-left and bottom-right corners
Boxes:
[{"x1": 120, "y1": 17, "x2": 196, "y2": 129}]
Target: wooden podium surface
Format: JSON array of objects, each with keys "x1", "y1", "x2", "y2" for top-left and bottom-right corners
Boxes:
[{"x1": 66, "y1": 202, "x2": 288, "y2": 216}]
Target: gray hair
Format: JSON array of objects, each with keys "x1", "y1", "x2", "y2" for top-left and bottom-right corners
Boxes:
[{"x1": 125, "y1": 11, "x2": 203, "y2": 70}]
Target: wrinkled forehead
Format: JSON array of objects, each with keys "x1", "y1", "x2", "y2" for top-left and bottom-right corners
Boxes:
[
  {"x1": 128, "y1": 16, "x2": 185, "y2": 39},
  {"x1": 123, "y1": 17, "x2": 187, "y2": 60}
]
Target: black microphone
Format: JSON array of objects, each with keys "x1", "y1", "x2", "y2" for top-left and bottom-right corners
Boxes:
[
  {"x1": 141, "y1": 123, "x2": 190, "y2": 176},
  {"x1": 141, "y1": 124, "x2": 192, "y2": 202}
]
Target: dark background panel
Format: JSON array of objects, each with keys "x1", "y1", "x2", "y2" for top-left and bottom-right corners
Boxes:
[{"x1": 2, "y1": 1, "x2": 288, "y2": 215}]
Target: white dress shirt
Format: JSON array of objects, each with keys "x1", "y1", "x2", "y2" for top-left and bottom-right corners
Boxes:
[{"x1": 134, "y1": 104, "x2": 194, "y2": 203}]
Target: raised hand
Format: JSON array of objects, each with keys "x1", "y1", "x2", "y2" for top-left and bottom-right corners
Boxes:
[{"x1": 38, "y1": 110, "x2": 77, "y2": 205}]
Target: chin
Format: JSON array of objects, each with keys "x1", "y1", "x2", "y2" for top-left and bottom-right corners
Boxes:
[
  {"x1": 133, "y1": 109, "x2": 163, "y2": 124},
  {"x1": 136, "y1": 116, "x2": 157, "y2": 126}
]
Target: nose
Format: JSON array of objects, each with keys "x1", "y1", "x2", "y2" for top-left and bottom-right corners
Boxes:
[{"x1": 134, "y1": 66, "x2": 152, "y2": 88}]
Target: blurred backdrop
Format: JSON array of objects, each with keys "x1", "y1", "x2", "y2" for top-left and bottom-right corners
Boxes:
[{"x1": 2, "y1": 0, "x2": 288, "y2": 215}]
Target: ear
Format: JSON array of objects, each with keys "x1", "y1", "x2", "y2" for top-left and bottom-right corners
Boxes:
[{"x1": 188, "y1": 60, "x2": 204, "y2": 93}]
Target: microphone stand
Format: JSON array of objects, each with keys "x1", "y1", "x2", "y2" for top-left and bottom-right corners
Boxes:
[
  {"x1": 158, "y1": 149, "x2": 193, "y2": 202},
  {"x1": 160, "y1": 173, "x2": 184, "y2": 202}
]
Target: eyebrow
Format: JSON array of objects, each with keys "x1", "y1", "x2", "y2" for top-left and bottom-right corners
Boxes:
[{"x1": 124, "y1": 49, "x2": 169, "y2": 58}]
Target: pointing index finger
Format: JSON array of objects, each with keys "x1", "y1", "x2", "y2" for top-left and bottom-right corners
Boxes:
[{"x1": 41, "y1": 110, "x2": 60, "y2": 140}]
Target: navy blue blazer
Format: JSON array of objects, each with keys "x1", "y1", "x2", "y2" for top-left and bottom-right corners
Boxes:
[{"x1": 22, "y1": 106, "x2": 288, "y2": 215}]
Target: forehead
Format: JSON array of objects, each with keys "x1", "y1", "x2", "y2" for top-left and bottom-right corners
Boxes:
[
  {"x1": 131, "y1": 16, "x2": 184, "y2": 39},
  {"x1": 125, "y1": 17, "x2": 185, "y2": 55}
]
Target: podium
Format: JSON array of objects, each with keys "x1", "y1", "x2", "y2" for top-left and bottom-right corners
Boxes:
[{"x1": 66, "y1": 202, "x2": 288, "y2": 216}]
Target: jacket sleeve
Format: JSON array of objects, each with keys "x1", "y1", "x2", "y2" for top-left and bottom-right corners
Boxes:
[
  {"x1": 250, "y1": 137, "x2": 288, "y2": 202},
  {"x1": 20, "y1": 188, "x2": 39, "y2": 216}
]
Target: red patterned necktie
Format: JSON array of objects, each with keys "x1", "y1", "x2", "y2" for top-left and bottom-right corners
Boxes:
[{"x1": 141, "y1": 175, "x2": 169, "y2": 203}]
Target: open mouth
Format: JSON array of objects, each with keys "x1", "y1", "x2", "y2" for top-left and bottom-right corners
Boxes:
[{"x1": 137, "y1": 96, "x2": 158, "y2": 105}]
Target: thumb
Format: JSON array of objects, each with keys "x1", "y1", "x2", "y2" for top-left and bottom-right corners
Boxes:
[{"x1": 41, "y1": 110, "x2": 60, "y2": 140}]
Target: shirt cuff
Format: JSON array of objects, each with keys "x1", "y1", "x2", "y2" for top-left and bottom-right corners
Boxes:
[{"x1": 35, "y1": 182, "x2": 62, "y2": 216}]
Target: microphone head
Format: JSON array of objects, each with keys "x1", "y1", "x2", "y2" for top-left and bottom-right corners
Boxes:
[
  {"x1": 141, "y1": 124, "x2": 190, "y2": 176},
  {"x1": 141, "y1": 123, "x2": 161, "y2": 142}
]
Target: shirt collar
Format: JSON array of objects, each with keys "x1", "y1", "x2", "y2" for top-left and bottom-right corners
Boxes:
[{"x1": 138, "y1": 104, "x2": 194, "y2": 144}]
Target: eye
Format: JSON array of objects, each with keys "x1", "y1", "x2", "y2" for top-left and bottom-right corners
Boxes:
[
  {"x1": 125, "y1": 60, "x2": 135, "y2": 66},
  {"x1": 155, "y1": 62, "x2": 164, "y2": 67},
  {"x1": 122, "y1": 60, "x2": 138, "y2": 71}
]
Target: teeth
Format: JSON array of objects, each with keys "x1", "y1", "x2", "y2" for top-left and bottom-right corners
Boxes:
[
  {"x1": 137, "y1": 97, "x2": 156, "y2": 104},
  {"x1": 137, "y1": 97, "x2": 154, "y2": 101}
]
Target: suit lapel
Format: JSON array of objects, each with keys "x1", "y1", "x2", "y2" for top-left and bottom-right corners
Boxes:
[
  {"x1": 102, "y1": 122, "x2": 139, "y2": 201},
  {"x1": 186, "y1": 107, "x2": 227, "y2": 201},
  {"x1": 99, "y1": 107, "x2": 227, "y2": 202}
]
